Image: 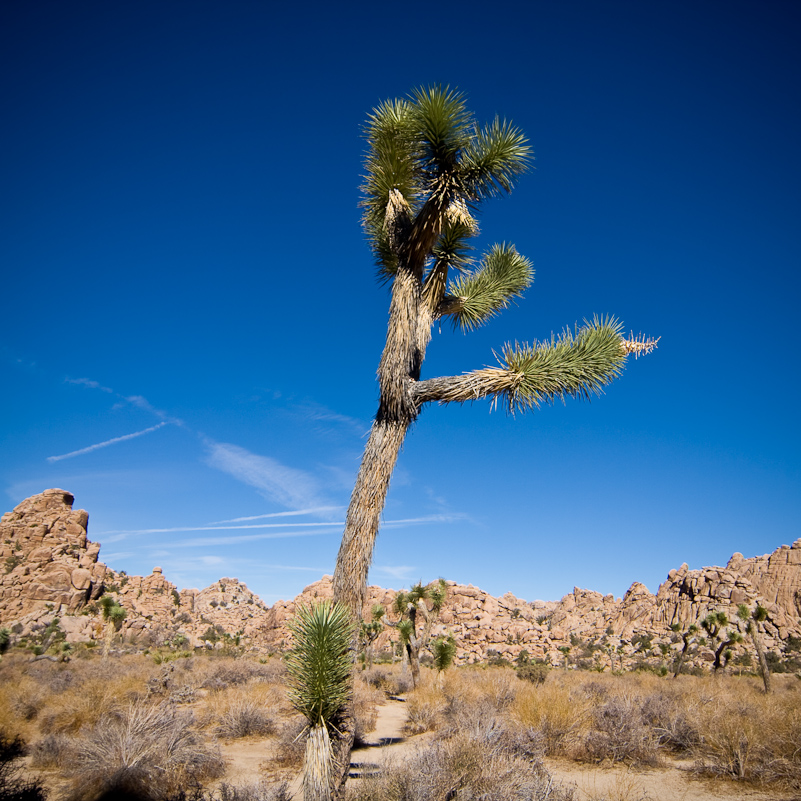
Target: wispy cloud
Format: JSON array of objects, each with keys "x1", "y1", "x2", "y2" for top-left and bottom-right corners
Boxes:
[
  {"x1": 66, "y1": 377, "x2": 182, "y2": 424},
  {"x1": 209, "y1": 507, "x2": 343, "y2": 525},
  {"x1": 166, "y1": 530, "x2": 335, "y2": 547},
  {"x1": 47, "y1": 422, "x2": 168, "y2": 462},
  {"x1": 97, "y1": 513, "x2": 464, "y2": 539},
  {"x1": 296, "y1": 402, "x2": 369, "y2": 437},
  {"x1": 373, "y1": 565, "x2": 417, "y2": 581},
  {"x1": 203, "y1": 439, "x2": 323, "y2": 509},
  {"x1": 66, "y1": 377, "x2": 113, "y2": 393},
  {"x1": 101, "y1": 520, "x2": 344, "y2": 536}
]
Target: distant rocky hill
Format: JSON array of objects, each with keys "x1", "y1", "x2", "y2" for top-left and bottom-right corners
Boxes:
[{"x1": 2, "y1": 490, "x2": 800, "y2": 671}]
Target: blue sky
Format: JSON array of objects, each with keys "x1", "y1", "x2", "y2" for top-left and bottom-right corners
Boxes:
[{"x1": 2, "y1": 0, "x2": 799, "y2": 606}]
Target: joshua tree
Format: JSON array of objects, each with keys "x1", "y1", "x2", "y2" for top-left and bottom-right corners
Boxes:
[
  {"x1": 286, "y1": 601, "x2": 355, "y2": 801},
  {"x1": 331, "y1": 86, "x2": 657, "y2": 618},
  {"x1": 737, "y1": 603, "x2": 771, "y2": 693},
  {"x1": 670, "y1": 622, "x2": 699, "y2": 678},
  {"x1": 358, "y1": 603, "x2": 385, "y2": 670},
  {"x1": 431, "y1": 634, "x2": 457, "y2": 685},
  {"x1": 701, "y1": 611, "x2": 743, "y2": 673},
  {"x1": 390, "y1": 579, "x2": 447, "y2": 686},
  {"x1": 100, "y1": 595, "x2": 127, "y2": 659}
]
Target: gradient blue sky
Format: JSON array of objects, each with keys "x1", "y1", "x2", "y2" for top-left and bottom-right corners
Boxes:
[{"x1": 2, "y1": 0, "x2": 799, "y2": 605}]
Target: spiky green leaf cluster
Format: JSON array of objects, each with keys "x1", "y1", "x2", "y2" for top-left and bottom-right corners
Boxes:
[
  {"x1": 286, "y1": 601, "x2": 355, "y2": 729},
  {"x1": 431, "y1": 635, "x2": 457, "y2": 672},
  {"x1": 397, "y1": 619, "x2": 413, "y2": 645},
  {"x1": 448, "y1": 243, "x2": 533, "y2": 331},
  {"x1": 501, "y1": 316, "x2": 627, "y2": 412},
  {"x1": 361, "y1": 86, "x2": 531, "y2": 279}
]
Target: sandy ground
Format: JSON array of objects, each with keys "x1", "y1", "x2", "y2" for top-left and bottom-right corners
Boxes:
[{"x1": 215, "y1": 700, "x2": 798, "y2": 801}]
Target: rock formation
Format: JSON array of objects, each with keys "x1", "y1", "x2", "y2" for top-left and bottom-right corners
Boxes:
[
  {"x1": 0, "y1": 490, "x2": 267, "y2": 650},
  {"x1": 1, "y1": 490, "x2": 800, "y2": 673}
]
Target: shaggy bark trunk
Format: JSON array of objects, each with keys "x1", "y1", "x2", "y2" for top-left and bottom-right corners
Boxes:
[
  {"x1": 304, "y1": 723, "x2": 332, "y2": 801},
  {"x1": 332, "y1": 418, "x2": 411, "y2": 614},
  {"x1": 333, "y1": 269, "x2": 430, "y2": 614},
  {"x1": 330, "y1": 266, "x2": 432, "y2": 798}
]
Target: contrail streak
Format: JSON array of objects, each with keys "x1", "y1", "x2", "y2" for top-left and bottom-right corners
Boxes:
[{"x1": 47, "y1": 422, "x2": 167, "y2": 462}]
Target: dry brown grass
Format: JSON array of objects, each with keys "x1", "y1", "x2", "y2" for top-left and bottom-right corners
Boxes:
[
  {"x1": 353, "y1": 673, "x2": 384, "y2": 743},
  {"x1": 401, "y1": 665, "x2": 801, "y2": 790},
  {"x1": 62, "y1": 699, "x2": 225, "y2": 800}
]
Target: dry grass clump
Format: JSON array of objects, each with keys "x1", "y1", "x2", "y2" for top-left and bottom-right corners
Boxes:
[
  {"x1": 346, "y1": 723, "x2": 574, "y2": 801},
  {"x1": 353, "y1": 673, "x2": 384, "y2": 743},
  {"x1": 195, "y1": 656, "x2": 285, "y2": 691},
  {"x1": 512, "y1": 672, "x2": 591, "y2": 756},
  {"x1": 62, "y1": 699, "x2": 224, "y2": 801},
  {"x1": 404, "y1": 677, "x2": 447, "y2": 734},
  {"x1": 0, "y1": 652, "x2": 155, "y2": 740},
  {"x1": 360, "y1": 664, "x2": 413, "y2": 696},
  {"x1": 211, "y1": 780, "x2": 291, "y2": 801},
  {"x1": 691, "y1": 676, "x2": 801, "y2": 786},
  {"x1": 199, "y1": 682, "x2": 283, "y2": 739},
  {"x1": 271, "y1": 715, "x2": 307, "y2": 770}
]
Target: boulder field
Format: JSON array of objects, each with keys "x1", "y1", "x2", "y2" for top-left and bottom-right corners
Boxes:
[{"x1": 2, "y1": 490, "x2": 799, "y2": 669}]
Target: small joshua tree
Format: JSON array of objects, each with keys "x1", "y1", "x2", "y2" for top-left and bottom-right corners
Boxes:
[
  {"x1": 670, "y1": 622, "x2": 699, "y2": 678},
  {"x1": 738, "y1": 603, "x2": 771, "y2": 693},
  {"x1": 100, "y1": 595, "x2": 127, "y2": 659},
  {"x1": 701, "y1": 612, "x2": 743, "y2": 673},
  {"x1": 358, "y1": 604, "x2": 385, "y2": 670},
  {"x1": 286, "y1": 601, "x2": 355, "y2": 801},
  {"x1": 390, "y1": 580, "x2": 447, "y2": 686},
  {"x1": 431, "y1": 635, "x2": 457, "y2": 684}
]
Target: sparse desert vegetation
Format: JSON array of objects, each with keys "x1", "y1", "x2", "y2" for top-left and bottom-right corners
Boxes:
[{"x1": 1, "y1": 642, "x2": 799, "y2": 800}]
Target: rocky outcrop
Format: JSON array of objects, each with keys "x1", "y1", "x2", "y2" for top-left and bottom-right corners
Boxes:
[
  {"x1": 0, "y1": 489, "x2": 106, "y2": 617},
  {"x1": 1, "y1": 490, "x2": 800, "y2": 673},
  {"x1": 0, "y1": 490, "x2": 267, "y2": 651}
]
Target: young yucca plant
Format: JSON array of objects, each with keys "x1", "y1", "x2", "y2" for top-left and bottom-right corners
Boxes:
[
  {"x1": 431, "y1": 635, "x2": 457, "y2": 674},
  {"x1": 286, "y1": 601, "x2": 355, "y2": 801}
]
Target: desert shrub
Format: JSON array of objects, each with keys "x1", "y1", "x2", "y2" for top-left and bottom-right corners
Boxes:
[
  {"x1": 384, "y1": 668, "x2": 413, "y2": 696},
  {"x1": 200, "y1": 681, "x2": 286, "y2": 739},
  {"x1": 404, "y1": 678, "x2": 446, "y2": 734},
  {"x1": 197, "y1": 656, "x2": 282, "y2": 691},
  {"x1": 271, "y1": 716, "x2": 306, "y2": 770},
  {"x1": 29, "y1": 732, "x2": 74, "y2": 768},
  {"x1": 639, "y1": 689, "x2": 698, "y2": 752},
  {"x1": 512, "y1": 675, "x2": 590, "y2": 756},
  {"x1": 346, "y1": 726, "x2": 574, "y2": 801},
  {"x1": 516, "y1": 661, "x2": 549, "y2": 685},
  {"x1": 214, "y1": 696, "x2": 275, "y2": 739},
  {"x1": 361, "y1": 666, "x2": 390, "y2": 691},
  {"x1": 581, "y1": 694, "x2": 660, "y2": 765},
  {"x1": 353, "y1": 674, "x2": 383, "y2": 743},
  {"x1": 63, "y1": 700, "x2": 224, "y2": 801},
  {"x1": 212, "y1": 782, "x2": 291, "y2": 801},
  {"x1": 36, "y1": 658, "x2": 154, "y2": 734},
  {"x1": 691, "y1": 679, "x2": 801, "y2": 785},
  {"x1": 7, "y1": 677, "x2": 47, "y2": 723}
]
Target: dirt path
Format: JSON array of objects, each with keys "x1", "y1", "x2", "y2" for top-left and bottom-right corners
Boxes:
[{"x1": 348, "y1": 697, "x2": 433, "y2": 780}]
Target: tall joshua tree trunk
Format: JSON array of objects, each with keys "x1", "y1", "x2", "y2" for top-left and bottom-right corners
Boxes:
[{"x1": 333, "y1": 214, "x2": 434, "y2": 614}]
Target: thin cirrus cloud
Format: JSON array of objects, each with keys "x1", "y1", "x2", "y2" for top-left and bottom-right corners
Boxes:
[
  {"x1": 202, "y1": 439, "x2": 324, "y2": 510},
  {"x1": 209, "y1": 507, "x2": 343, "y2": 525},
  {"x1": 373, "y1": 565, "x2": 418, "y2": 581},
  {"x1": 47, "y1": 422, "x2": 168, "y2": 462}
]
